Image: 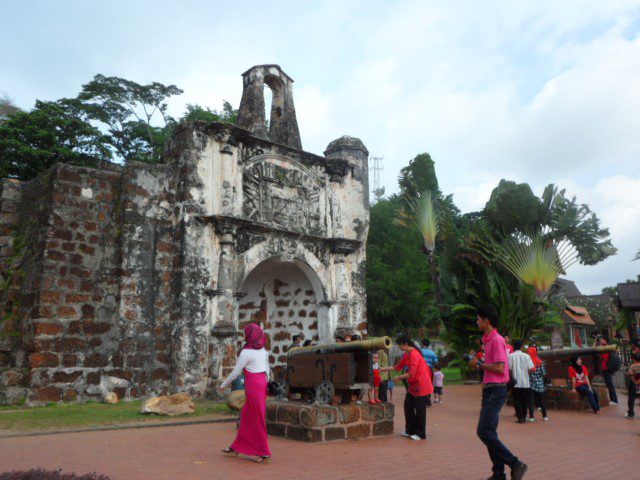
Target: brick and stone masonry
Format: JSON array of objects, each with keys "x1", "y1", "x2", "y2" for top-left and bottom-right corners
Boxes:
[
  {"x1": 266, "y1": 401, "x2": 395, "y2": 443},
  {"x1": 0, "y1": 65, "x2": 371, "y2": 405}
]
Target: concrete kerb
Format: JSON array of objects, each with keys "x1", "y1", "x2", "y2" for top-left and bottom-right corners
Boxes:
[{"x1": 0, "y1": 415, "x2": 236, "y2": 439}]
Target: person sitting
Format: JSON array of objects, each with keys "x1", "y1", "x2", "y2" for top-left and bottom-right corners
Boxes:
[
  {"x1": 289, "y1": 334, "x2": 303, "y2": 349},
  {"x1": 568, "y1": 355, "x2": 600, "y2": 414},
  {"x1": 351, "y1": 334, "x2": 361, "y2": 341},
  {"x1": 302, "y1": 339, "x2": 312, "y2": 347}
]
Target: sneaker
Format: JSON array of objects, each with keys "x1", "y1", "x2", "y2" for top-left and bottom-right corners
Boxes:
[
  {"x1": 527, "y1": 418, "x2": 534, "y2": 423},
  {"x1": 537, "y1": 407, "x2": 541, "y2": 412},
  {"x1": 543, "y1": 417, "x2": 549, "y2": 421},
  {"x1": 610, "y1": 401, "x2": 618, "y2": 405},
  {"x1": 625, "y1": 414, "x2": 634, "y2": 419},
  {"x1": 401, "y1": 431, "x2": 411, "y2": 437},
  {"x1": 410, "y1": 434, "x2": 421, "y2": 440},
  {"x1": 511, "y1": 461, "x2": 528, "y2": 480}
]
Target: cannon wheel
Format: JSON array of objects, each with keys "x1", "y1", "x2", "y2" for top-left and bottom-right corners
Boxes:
[
  {"x1": 315, "y1": 381, "x2": 335, "y2": 405},
  {"x1": 273, "y1": 380, "x2": 289, "y2": 401}
]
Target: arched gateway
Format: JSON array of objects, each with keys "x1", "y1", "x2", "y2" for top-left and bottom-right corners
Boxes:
[{"x1": 0, "y1": 65, "x2": 369, "y2": 404}]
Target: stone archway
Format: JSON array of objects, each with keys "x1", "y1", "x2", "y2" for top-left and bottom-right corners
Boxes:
[{"x1": 237, "y1": 258, "x2": 322, "y2": 371}]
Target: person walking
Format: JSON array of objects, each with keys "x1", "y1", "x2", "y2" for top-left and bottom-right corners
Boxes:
[
  {"x1": 470, "y1": 305, "x2": 528, "y2": 480},
  {"x1": 568, "y1": 355, "x2": 600, "y2": 414},
  {"x1": 527, "y1": 345, "x2": 548, "y2": 421},
  {"x1": 625, "y1": 352, "x2": 640, "y2": 419},
  {"x1": 508, "y1": 340, "x2": 535, "y2": 423},
  {"x1": 220, "y1": 324, "x2": 271, "y2": 463},
  {"x1": 420, "y1": 339, "x2": 438, "y2": 407},
  {"x1": 381, "y1": 335, "x2": 433, "y2": 440}
]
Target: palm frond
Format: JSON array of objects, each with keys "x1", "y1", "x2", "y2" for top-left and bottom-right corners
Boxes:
[
  {"x1": 493, "y1": 232, "x2": 578, "y2": 298},
  {"x1": 398, "y1": 189, "x2": 438, "y2": 252}
]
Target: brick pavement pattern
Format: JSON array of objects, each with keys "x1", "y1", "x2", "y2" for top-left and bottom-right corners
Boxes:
[{"x1": 1, "y1": 385, "x2": 638, "y2": 480}]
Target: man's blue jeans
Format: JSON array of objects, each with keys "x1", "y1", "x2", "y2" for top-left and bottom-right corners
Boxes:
[{"x1": 477, "y1": 385, "x2": 519, "y2": 476}]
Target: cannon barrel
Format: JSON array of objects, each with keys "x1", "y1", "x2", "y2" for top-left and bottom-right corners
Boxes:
[
  {"x1": 287, "y1": 336, "x2": 392, "y2": 359},
  {"x1": 537, "y1": 345, "x2": 617, "y2": 359}
]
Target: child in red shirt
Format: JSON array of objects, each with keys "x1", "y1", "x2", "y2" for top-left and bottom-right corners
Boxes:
[
  {"x1": 369, "y1": 352, "x2": 382, "y2": 404},
  {"x1": 568, "y1": 355, "x2": 600, "y2": 413}
]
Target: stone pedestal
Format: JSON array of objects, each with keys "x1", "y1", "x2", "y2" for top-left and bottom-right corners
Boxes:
[
  {"x1": 506, "y1": 386, "x2": 610, "y2": 411},
  {"x1": 545, "y1": 386, "x2": 610, "y2": 411},
  {"x1": 266, "y1": 401, "x2": 394, "y2": 443}
]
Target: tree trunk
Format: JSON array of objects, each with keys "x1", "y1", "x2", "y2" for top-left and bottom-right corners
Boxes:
[{"x1": 426, "y1": 249, "x2": 445, "y2": 314}]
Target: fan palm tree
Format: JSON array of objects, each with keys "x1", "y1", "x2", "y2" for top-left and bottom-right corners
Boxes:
[
  {"x1": 396, "y1": 189, "x2": 444, "y2": 310},
  {"x1": 490, "y1": 232, "x2": 579, "y2": 299}
]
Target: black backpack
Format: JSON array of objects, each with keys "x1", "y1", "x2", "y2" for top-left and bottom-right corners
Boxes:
[{"x1": 606, "y1": 352, "x2": 621, "y2": 373}]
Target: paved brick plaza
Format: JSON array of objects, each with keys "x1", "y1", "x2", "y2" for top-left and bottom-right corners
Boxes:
[{"x1": 0, "y1": 385, "x2": 638, "y2": 480}]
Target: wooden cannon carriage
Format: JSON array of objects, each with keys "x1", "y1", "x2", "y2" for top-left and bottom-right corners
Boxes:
[{"x1": 272, "y1": 337, "x2": 391, "y2": 404}]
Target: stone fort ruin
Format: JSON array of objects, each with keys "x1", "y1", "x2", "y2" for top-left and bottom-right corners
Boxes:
[{"x1": 0, "y1": 65, "x2": 370, "y2": 404}]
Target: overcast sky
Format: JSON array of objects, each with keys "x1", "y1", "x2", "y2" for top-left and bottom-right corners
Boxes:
[{"x1": 2, "y1": 0, "x2": 639, "y2": 294}]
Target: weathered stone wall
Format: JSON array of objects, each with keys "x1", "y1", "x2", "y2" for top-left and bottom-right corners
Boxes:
[
  {"x1": 239, "y1": 260, "x2": 320, "y2": 367},
  {"x1": 0, "y1": 65, "x2": 370, "y2": 404}
]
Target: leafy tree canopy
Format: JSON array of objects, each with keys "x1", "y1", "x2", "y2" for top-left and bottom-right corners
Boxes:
[
  {"x1": 366, "y1": 196, "x2": 439, "y2": 333},
  {"x1": 398, "y1": 153, "x2": 440, "y2": 199},
  {"x1": 181, "y1": 101, "x2": 238, "y2": 124},
  {"x1": 0, "y1": 76, "x2": 238, "y2": 180},
  {"x1": 482, "y1": 180, "x2": 616, "y2": 266},
  {"x1": 0, "y1": 101, "x2": 110, "y2": 180},
  {"x1": 0, "y1": 94, "x2": 22, "y2": 122}
]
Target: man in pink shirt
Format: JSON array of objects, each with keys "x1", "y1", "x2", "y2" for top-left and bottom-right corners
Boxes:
[{"x1": 469, "y1": 305, "x2": 528, "y2": 480}]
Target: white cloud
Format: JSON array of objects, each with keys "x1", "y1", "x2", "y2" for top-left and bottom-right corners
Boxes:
[{"x1": 2, "y1": 0, "x2": 640, "y2": 293}]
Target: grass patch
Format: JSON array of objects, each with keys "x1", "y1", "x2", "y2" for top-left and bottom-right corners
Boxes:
[
  {"x1": 441, "y1": 366, "x2": 463, "y2": 384},
  {"x1": 389, "y1": 366, "x2": 464, "y2": 385},
  {"x1": 0, "y1": 400, "x2": 232, "y2": 432}
]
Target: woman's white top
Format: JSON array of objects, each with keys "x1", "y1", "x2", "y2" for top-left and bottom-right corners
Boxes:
[{"x1": 220, "y1": 348, "x2": 270, "y2": 388}]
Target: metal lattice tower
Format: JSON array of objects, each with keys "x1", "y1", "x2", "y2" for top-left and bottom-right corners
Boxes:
[{"x1": 370, "y1": 156, "x2": 385, "y2": 201}]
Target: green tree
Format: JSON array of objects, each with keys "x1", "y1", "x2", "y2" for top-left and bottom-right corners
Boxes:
[
  {"x1": 366, "y1": 196, "x2": 438, "y2": 333},
  {"x1": 398, "y1": 153, "x2": 441, "y2": 199},
  {"x1": 69, "y1": 74, "x2": 183, "y2": 164},
  {"x1": 0, "y1": 101, "x2": 110, "y2": 180},
  {"x1": 0, "y1": 94, "x2": 22, "y2": 122},
  {"x1": 181, "y1": 101, "x2": 238, "y2": 124}
]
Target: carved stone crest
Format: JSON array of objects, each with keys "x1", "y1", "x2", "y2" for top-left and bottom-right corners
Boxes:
[
  {"x1": 268, "y1": 237, "x2": 299, "y2": 262},
  {"x1": 242, "y1": 161, "x2": 323, "y2": 235}
]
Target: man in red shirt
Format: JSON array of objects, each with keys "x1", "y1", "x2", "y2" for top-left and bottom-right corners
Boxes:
[
  {"x1": 595, "y1": 336, "x2": 618, "y2": 405},
  {"x1": 381, "y1": 334, "x2": 433, "y2": 440}
]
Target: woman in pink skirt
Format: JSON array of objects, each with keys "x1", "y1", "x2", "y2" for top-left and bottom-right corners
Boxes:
[{"x1": 220, "y1": 323, "x2": 271, "y2": 463}]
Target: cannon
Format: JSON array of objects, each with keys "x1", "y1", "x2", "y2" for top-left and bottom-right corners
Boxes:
[
  {"x1": 537, "y1": 345, "x2": 618, "y2": 384},
  {"x1": 272, "y1": 337, "x2": 392, "y2": 405}
]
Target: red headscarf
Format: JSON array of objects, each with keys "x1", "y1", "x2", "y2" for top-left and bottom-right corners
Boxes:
[
  {"x1": 243, "y1": 323, "x2": 266, "y2": 350},
  {"x1": 527, "y1": 346, "x2": 542, "y2": 367}
]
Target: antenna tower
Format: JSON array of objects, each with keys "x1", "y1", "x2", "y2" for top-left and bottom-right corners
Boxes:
[{"x1": 370, "y1": 156, "x2": 385, "y2": 202}]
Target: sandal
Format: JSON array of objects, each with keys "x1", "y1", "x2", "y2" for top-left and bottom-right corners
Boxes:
[
  {"x1": 255, "y1": 456, "x2": 270, "y2": 463},
  {"x1": 221, "y1": 447, "x2": 237, "y2": 456}
]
